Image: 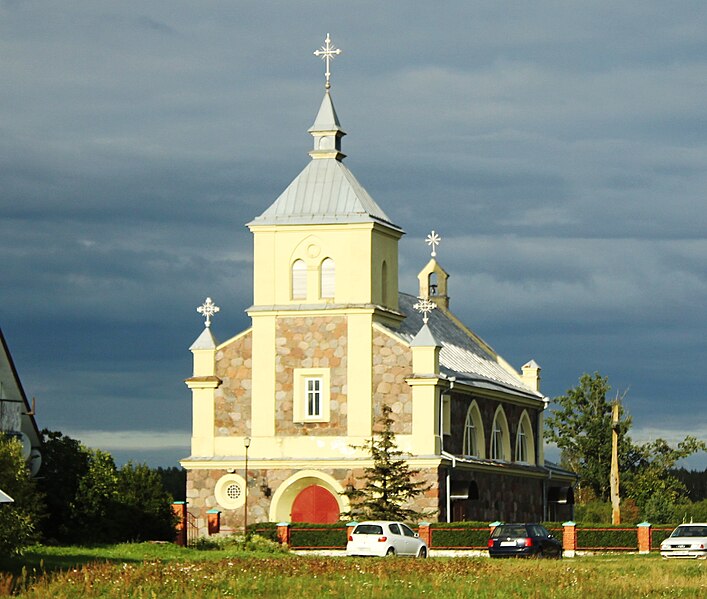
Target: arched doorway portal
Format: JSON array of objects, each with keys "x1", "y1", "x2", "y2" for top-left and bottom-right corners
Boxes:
[{"x1": 291, "y1": 484, "x2": 339, "y2": 523}]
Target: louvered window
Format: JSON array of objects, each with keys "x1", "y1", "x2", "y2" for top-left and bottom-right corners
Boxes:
[
  {"x1": 320, "y1": 258, "x2": 335, "y2": 299},
  {"x1": 292, "y1": 260, "x2": 306, "y2": 300}
]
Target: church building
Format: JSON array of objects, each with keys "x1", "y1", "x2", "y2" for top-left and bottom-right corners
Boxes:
[{"x1": 182, "y1": 36, "x2": 575, "y2": 535}]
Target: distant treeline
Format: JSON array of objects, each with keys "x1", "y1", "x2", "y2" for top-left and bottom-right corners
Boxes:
[
  {"x1": 154, "y1": 466, "x2": 187, "y2": 502},
  {"x1": 671, "y1": 467, "x2": 707, "y2": 502}
]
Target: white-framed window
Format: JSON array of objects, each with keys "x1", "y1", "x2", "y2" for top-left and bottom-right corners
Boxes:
[
  {"x1": 293, "y1": 368, "x2": 331, "y2": 423},
  {"x1": 292, "y1": 259, "x2": 306, "y2": 300},
  {"x1": 462, "y1": 401, "x2": 485, "y2": 459},
  {"x1": 305, "y1": 377, "x2": 322, "y2": 418},
  {"x1": 490, "y1": 407, "x2": 510, "y2": 461},
  {"x1": 464, "y1": 412, "x2": 477, "y2": 457},
  {"x1": 320, "y1": 258, "x2": 335, "y2": 299},
  {"x1": 215, "y1": 473, "x2": 247, "y2": 510},
  {"x1": 515, "y1": 410, "x2": 536, "y2": 465}
]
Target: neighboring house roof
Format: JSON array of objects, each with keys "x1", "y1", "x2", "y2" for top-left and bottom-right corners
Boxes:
[
  {"x1": 0, "y1": 328, "x2": 41, "y2": 445},
  {"x1": 382, "y1": 293, "x2": 543, "y2": 401}
]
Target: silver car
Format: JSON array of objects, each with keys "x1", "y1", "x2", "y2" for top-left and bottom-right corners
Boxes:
[
  {"x1": 346, "y1": 521, "x2": 428, "y2": 557},
  {"x1": 660, "y1": 523, "x2": 707, "y2": 559}
]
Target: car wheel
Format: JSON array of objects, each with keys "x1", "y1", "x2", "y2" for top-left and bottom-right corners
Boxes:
[
  {"x1": 385, "y1": 547, "x2": 396, "y2": 557},
  {"x1": 418, "y1": 546, "x2": 427, "y2": 558}
]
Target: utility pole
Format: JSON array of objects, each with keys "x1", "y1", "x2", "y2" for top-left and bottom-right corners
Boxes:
[{"x1": 610, "y1": 401, "x2": 621, "y2": 525}]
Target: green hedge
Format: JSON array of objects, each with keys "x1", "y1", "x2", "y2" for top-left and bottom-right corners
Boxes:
[
  {"x1": 576, "y1": 525, "x2": 637, "y2": 550},
  {"x1": 651, "y1": 527, "x2": 674, "y2": 549},
  {"x1": 429, "y1": 522, "x2": 489, "y2": 548},
  {"x1": 288, "y1": 523, "x2": 348, "y2": 549}
]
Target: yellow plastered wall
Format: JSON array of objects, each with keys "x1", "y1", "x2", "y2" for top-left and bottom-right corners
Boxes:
[{"x1": 249, "y1": 223, "x2": 401, "y2": 310}]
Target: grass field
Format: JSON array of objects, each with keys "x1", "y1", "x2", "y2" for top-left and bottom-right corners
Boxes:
[{"x1": 1, "y1": 543, "x2": 705, "y2": 598}]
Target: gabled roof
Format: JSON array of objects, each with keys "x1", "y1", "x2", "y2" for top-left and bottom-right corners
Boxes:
[
  {"x1": 249, "y1": 158, "x2": 401, "y2": 230},
  {"x1": 383, "y1": 293, "x2": 542, "y2": 400},
  {"x1": 0, "y1": 328, "x2": 41, "y2": 444}
]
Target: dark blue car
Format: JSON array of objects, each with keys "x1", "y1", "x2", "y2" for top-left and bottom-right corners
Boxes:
[{"x1": 488, "y1": 523, "x2": 562, "y2": 558}]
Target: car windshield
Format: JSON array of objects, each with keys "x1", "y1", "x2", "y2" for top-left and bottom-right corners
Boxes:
[
  {"x1": 492, "y1": 525, "x2": 528, "y2": 538},
  {"x1": 671, "y1": 526, "x2": 707, "y2": 538},
  {"x1": 354, "y1": 524, "x2": 383, "y2": 535}
]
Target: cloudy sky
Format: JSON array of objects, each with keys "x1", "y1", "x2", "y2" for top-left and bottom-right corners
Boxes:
[{"x1": 1, "y1": 2, "x2": 705, "y2": 469}]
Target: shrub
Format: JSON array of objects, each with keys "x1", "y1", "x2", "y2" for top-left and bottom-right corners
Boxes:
[{"x1": 0, "y1": 437, "x2": 43, "y2": 556}]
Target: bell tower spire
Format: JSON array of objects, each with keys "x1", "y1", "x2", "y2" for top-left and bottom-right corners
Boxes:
[{"x1": 309, "y1": 34, "x2": 346, "y2": 161}]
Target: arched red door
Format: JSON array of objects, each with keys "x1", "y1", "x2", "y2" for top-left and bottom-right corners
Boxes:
[{"x1": 291, "y1": 485, "x2": 339, "y2": 523}]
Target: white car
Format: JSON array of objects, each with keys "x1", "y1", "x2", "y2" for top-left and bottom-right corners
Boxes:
[
  {"x1": 346, "y1": 521, "x2": 428, "y2": 557},
  {"x1": 660, "y1": 523, "x2": 707, "y2": 559}
]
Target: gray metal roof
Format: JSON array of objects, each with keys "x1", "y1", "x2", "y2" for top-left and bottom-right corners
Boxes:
[
  {"x1": 249, "y1": 90, "x2": 402, "y2": 231},
  {"x1": 249, "y1": 157, "x2": 401, "y2": 230},
  {"x1": 385, "y1": 293, "x2": 542, "y2": 400}
]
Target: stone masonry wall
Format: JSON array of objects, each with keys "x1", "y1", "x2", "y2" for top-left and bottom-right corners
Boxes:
[
  {"x1": 213, "y1": 331, "x2": 252, "y2": 436},
  {"x1": 275, "y1": 315, "x2": 348, "y2": 435},
  {"x1": 186, "y1": 464, "x2": 445, "y2": 536},
  {"x1": 372, "y1": 330, "x2": 413, "y2": 434}
]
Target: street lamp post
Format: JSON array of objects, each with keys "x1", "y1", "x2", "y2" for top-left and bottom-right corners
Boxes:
[{"x1": 243, "y1": 436, "x2": 251, "y2": 542}]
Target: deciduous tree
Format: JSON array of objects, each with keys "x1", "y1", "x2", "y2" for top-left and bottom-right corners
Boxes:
[
  {"x1": 545, "y1": 373, "x2": 633, "y2": 501},
  {"x1": 0, "y1": 436, "x2": 43, "y2": 555}
]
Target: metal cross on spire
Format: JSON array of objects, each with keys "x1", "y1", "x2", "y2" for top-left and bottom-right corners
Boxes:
[
  {"x1": 313, "y1": 33, "x2": 342, "y2": 90},
  {"x1": 197, "y1": 297, "x2": 220, "y2": 328},
  {"x1": 413, "y1": 297, "x2": 437, "y2": 325},
  {"x1": 426, "y1": 230, "x2": 441, "y2": 257}
]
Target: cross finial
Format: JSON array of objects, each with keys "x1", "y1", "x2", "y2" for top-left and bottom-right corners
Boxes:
[
  {"x1": 197, "y1": 297, "x2": 220, "y2": 328},
  {"x1": 313, "y1": 33, "x2": 342, "y2": 90},
  {"x1": 426, "y1": 230, "x2": 441, "y2": 257},
  {"x1": 413, "y1": 297, "x2": 437, "y2": 325}
]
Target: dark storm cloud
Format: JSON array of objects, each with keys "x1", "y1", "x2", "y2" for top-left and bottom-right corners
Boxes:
[{"x1": 1, "y1": 1, "x2": 704, "y2": 467}]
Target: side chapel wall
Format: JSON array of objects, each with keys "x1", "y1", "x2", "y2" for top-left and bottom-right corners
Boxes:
[
  {"x1": 371, "y1": 329, "x2": 413, "y2": 434},
  {"x1": 214, "y1": 331, "x2": 252, "y2": 436}
]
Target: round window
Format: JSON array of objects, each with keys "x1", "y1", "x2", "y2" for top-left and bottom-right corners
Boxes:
[
  {"x1": 215, "y1": 474, "x2": 247, "y2": 509},
  {"x1": 226, "y1": 483, "x2": 241, "y2": 500}
]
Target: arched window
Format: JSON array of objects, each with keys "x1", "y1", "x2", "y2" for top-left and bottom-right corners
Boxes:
[
  {"x1": 490, "y1": 407, "x2": 510, "y2": 461},
  {"x1": 381, "y1": 261, "x2": 388, "y2": 305},
  {"x1": 428, "y1": 271, "x2": 438, "y2": 295},
  {"x1": 320, "y1": 258, "x2": 335, "y2": 299},
  {"x1": 515, "y1": 411, "x2": 536, "y2": 465},
  {"x1": 463, "y1": 402, "x2": 484, "y2": 458},
  {"x1": 292, "y1": 260, "x2": 306, "y2": 300}
]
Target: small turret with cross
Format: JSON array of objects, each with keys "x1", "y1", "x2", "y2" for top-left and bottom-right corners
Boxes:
[{"x1": 417, "y1": 230, "x2": 450, "y2": 309}]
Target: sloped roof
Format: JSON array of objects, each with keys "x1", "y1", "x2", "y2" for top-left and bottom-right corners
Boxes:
[
  {"x1": 383, "y1": 293, "x2": 542, "y2": 400},
  {"x1": 249, "y1": 90, "x2": 402, "y2": 231},
  {"x1": 249, "y1": 158, "x2": 401, "y2": 230}
]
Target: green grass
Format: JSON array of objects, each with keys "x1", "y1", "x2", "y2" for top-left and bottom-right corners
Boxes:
[{"x1": 1, "y1": 545, "x2": 705, "y2": 598}]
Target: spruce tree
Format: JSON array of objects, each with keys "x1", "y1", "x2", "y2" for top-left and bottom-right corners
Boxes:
[{"x1": 343, "y1": 404, "x2": 429, "y2": 521}]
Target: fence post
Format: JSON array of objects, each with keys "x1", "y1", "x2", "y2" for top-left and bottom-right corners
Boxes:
[
  {"x1": 346, "y1": 521, "x2": 358, "y2": 541},
  {"x1": 637, "y1": 521, "x2": 651, "y2": 554},
  {"x1": 172, "y1": 501, "x2": 187, "y2": 546},
  {"x1": 418, "y1": 522, "x2": 431, "y2": 548},
  {"x1": 562, "y1": 521, "x2": 577, "y2": 557},
  {"x1": 489, "y1": 520, "x2": 501, "y2": 536},
  {"x1": 277, "y1": 522, "x2": 291, "y2": 546},
  {"x1": 207, "y1": 509, "x2": 221, "y2": 536}
]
